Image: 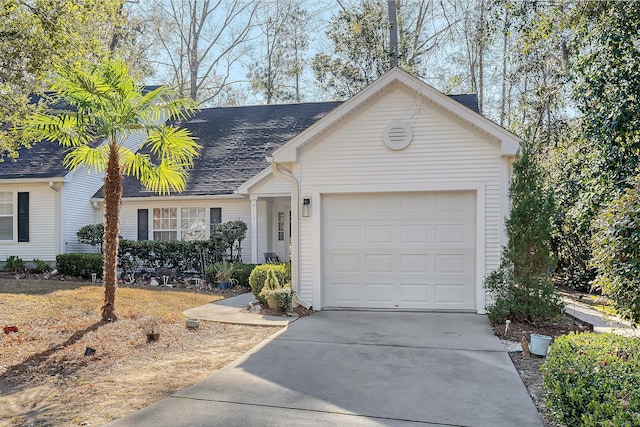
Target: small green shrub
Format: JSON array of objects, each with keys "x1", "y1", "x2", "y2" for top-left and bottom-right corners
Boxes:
[
  {"x1": 31, "y1": 258, "x2": 51, "y2": 273},
  {"x1": 232, "y1": 264, "x2": 257, "y2": 288},
  {"x1": 270, "y1": 285, "x2": 293, "y2": 311},
  {"x1": 56, "y1": 253, "x2": 104, "y2": 277},
  {"x1": 2, "y1": 255, "x2": 25, "y2": 272},
  {"x1": 76, "y1": 223, "x2": 104, "y2": 253},
  {"x1": 249, "y1": 263, "x2": 289, "y2": 303},
  {"x1": 259, "y1": 269, "x2": 280, "y2": 297},
  {"x1": 542, "y1": 333, "x2": 640, "y2": 427}
]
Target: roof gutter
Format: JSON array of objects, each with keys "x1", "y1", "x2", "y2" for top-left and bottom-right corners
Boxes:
[{"x1": 266, "y1": 156, "x2": 311, "y2": 310}]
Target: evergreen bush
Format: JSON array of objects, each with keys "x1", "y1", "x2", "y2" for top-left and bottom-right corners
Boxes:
[
  {"x1": 56, "y1": 253, "x2": 103, "y2": 277},
  {"x1": 249, "y1": 263, "x2": 289, "y2": 304},
  {"x1": 484, "y1": 138, "x2": 562, "y2": 323},
  {"x1": 591, "y1": 175, "x2": 640, "y2": 324},
  {"x1": 542, "y1": 333, "x2": 640, "y2": 426}
]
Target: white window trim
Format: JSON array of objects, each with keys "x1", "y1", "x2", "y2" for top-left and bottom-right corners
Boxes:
[
  {"x1": 151, "y1": 206, "x2": 212, "y2": 241},
  {"x1": 0, "y1": 191, "x2": 16, "y2": 243}
]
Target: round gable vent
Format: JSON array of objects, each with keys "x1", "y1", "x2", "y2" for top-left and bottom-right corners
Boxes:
[{"x1": 383, "y1": 120, "x2": 413, "y2": 150}]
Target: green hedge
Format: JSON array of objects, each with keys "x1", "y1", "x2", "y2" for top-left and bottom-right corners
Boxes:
[
  {"x1": 56, "y1": 253, "x2": 104, "y2": 277},
  {"x1": 542, "y1": 333, "x2": 640, "y2": 427},
  {"x1": 232, "y1": 263, "x2": 258, "y2": 288},
  {"x1": 248, "y1": 263, "x2": 290, "y2": 303}
]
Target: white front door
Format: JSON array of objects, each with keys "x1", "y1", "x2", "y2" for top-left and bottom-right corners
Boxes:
[
  {"x1": 322, "y1": 192, "x2": 476, "y2": 310},
  {"x1": 275, "y1": 205, "x2": 291, "y2": 261}
]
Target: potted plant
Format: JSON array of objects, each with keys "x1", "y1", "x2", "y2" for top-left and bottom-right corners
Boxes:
[{"x1": 214, "y1": 262, "x2": 237, "y2": 291}]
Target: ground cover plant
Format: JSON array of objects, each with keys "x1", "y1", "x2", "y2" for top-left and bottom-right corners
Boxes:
[{"x1": 0, "y1": 279, "x2": 281, "y2": 426}]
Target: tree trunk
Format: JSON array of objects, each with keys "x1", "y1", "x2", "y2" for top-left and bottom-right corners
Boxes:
[{"x1": 102, "y1": 142, "x2": 122, "y2": 321}]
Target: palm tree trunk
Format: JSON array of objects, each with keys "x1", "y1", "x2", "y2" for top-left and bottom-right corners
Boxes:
[{"x1": 102, "y1": 142, "x2": 122, "y2": 321}]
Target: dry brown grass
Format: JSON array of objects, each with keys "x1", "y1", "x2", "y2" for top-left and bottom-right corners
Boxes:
[{"x1": 0, "y1": 279, "x2": 282, "y2": 427}]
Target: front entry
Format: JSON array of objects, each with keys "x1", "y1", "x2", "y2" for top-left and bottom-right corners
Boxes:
[{"x1": 274, "y1": 204, "x2": 291, "y2": 262}]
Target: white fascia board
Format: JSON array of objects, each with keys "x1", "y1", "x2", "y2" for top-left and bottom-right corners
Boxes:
[
  {"x1": 90, "y1": 193, "x2": 248, "y2": 203},
  {"x1": 0, "y1": 177, "x2": 66, "y2": 184}
]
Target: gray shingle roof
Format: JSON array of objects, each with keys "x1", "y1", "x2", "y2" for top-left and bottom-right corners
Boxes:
[
  {"x1": 106, "y1": 101, "x2": 344, "y2": 198},
  {"x1": 0, "y1": 140, "x2": 71, "y2": 179},
  {"x1": 4, "y1": 93, "x2": 479, "y2": 189}
]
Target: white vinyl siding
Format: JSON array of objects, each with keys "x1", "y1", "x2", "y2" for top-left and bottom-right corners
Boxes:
[
  {"x1": 296, "y1": 86, "x2": 504, "y2": 309},
  {"x1": 0, "y1": 183, "x2": 59, "y2": 262}
]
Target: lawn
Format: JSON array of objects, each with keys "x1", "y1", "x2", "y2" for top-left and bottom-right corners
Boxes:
[{"x1": 0, "y1": 279, "x2": 282, "y2": 427}]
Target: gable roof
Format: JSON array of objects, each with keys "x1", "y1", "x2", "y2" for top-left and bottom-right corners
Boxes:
[
  {"x1": 272, "y1": 67, "x2": 520, "y2": 164},
  {"x1": 97, "y1": 101, "x2": 342, "y2": 198}
]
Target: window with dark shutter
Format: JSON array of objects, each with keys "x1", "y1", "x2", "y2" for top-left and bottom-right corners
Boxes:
[
  {"x1": 137, "y1": 209, "x2": 149, "y2": 240},
  {"x1": 210, "y1": 208, "x2": 222, "y2": 234},
  {"x1": 17, "y1": 192, "x2": 29, "y2": 242}
]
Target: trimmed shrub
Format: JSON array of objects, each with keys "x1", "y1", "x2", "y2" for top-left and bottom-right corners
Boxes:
[
  {"x1": 249, "y1": 263, "x2": 289, "y2": 303},
  {"x1": 31, "y1": 258, "x2": 51, "y2": 273},
  {"x1": 2, "y1": 255, "x2": 25, "y2": 272},
  {"x1": 56, "y1": 253, "x2": 103, "y2": 278},
  {"x1": 76, "y1": 223, "x2": 104, "y2": 253},
  {"x1": 271, "y1": 286, "x2": 293, "y2": 312},
  {"x1": 232, "y1": 263, "x2": 257, "y2": 288},
  {"x1": 542, "y1": 333, "x2": 640, "y2": 427}
]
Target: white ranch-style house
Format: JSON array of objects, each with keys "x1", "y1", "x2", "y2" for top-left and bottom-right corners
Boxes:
[{"x1": 0, "y1": 68, "x2": 519, "y2": 313}]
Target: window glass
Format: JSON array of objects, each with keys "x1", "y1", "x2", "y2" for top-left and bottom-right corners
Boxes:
[
  {"x1": 277, "y1": 212, "x2": 285, "y2": 241},
  {"x1": 152, "y1": 207, "x2": 177, "y2": 241},
  {"x1": 0, "y1": 192, "x2": 13, "y2": 240},
  {"x1": 210, "y1": 207, "x2": 222, "y2": 234},
  {"x1": 181, "y1": 207, "x2": 206, "y2": 241}
]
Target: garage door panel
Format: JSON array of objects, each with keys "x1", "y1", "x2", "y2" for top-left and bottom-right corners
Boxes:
[
  {"x1": 400, "y1": 284, "x2": 430, "y2": 305},
  {"x1": 329, "y1": 225, "x2": 359, "y2": 244},
  {"x1": 365, "y1": 196, "x2": 394, "y2": 216},
  {"x1": 400, "y1": 225, "x2": 430, "y2": 244},
  {"x1": 365, "y1": 283, "x2": 394, "y2": 304},
  {"x1": 399, "y1": 254, "x2": 430, "y2": 273},
  {"x1": 434, "y1": 223, "x2": 474, "y2": 247},
  {"x1": 435, "y1": 193, "x2": 475, "y2": 218},
  {"x1": 328, "y1": 253, "x2": 360, "y2": 273},
  {"x1": 323, "y1": 192, "x2": 475, "y2": 310},
  {"x1": 435, "y1": 284, "x2": 469, "y2": 306},
  {"x1": 365, "y1": 254, "x2": 393, "y2": 272},
  {"x1": 326, "y1": 283, "x2": 360, "y2": 304},
  {"x1": 365, "y1": 225, "x2": 394, "y2": 243}
]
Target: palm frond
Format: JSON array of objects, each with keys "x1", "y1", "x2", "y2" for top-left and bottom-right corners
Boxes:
[
  {"x1": 25, "y1": 112, "x2": 93, "y2": 147},
  {"x1": 140, "y1": 160, "x2": 189, "y2": 195},
  {"x1": 63, "y1": 144, "x2": 108, "y2": 173},
  {"x1": 145, "y1": 125, "x2": 201, "y2": 165}
]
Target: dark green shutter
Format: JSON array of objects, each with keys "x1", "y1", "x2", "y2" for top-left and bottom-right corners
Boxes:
[
  {"x1": 137, "y1": 209, "x2": 148, "y2": 240},
  {"x1": 17, "y1": 192, "x2": 29, "y2": 242}
]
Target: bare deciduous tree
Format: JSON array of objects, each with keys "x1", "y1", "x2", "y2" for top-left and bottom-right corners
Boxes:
[{"x1": 143, "y1": 0, "x2": 259, "y2": 106}]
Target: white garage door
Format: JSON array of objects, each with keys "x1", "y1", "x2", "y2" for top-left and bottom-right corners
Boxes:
[{"x1": 323, "y1": 192, "x2": 476, "y2": 310}]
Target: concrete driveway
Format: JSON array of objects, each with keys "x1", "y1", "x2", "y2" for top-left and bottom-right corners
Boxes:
[{"x1": 106, "y1": 311, "x2": 543, "y2": 427}]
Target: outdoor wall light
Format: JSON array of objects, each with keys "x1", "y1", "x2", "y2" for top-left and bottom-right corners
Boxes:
[{"x1": 302, "y1": 198, "x2": 311, "y2": 217}]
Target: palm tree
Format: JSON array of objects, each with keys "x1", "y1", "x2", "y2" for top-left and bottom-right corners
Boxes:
[{"x1": 26, "y1": 58, "x2": 200, "y2": 321}]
